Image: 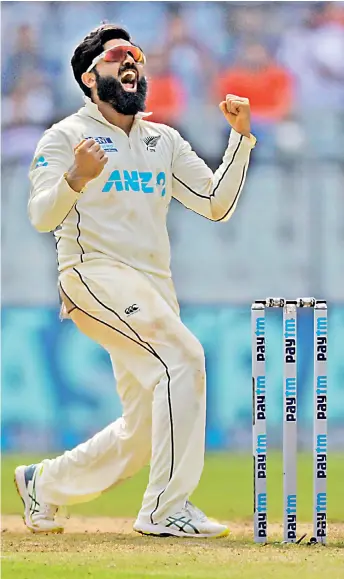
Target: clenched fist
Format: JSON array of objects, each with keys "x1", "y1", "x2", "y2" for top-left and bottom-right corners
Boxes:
[
  {"x1": 66, "y1": 139, "x2": 108, "y2": 193},
  {"x1": 219, "y1": 95, "x2": 251, "y2": 138}
]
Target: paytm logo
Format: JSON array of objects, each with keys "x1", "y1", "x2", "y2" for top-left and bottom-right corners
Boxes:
[
  {"x1": 316, "y1": 434, "x2": 327, "y2": 454},
  {"x1": 284, "y1": 318, "x2": 296, "y2": 339},
  {"x1": 316, "y1": 493, "x2": 327, "y2": 538},
  {"x1": 316, "y1": 376, "x2": 327, "y2": 420},
  {"x1": 257, "y1": 493, "x2": 267, "y2": 513},
  {"x1": 255, "y1": 317, "x2": 265, "y2": 337},
  {"x1": 256, "y1": 376, "x2": 266, "y2": 396},
  {"x1": 315, "y1": 434, "x2": 327, "y2": 480},
  {"x1": 285, "y1": 377, "x2": 296, "y2": 397},
  {"x1": 256, "y1": 492, "x2": 267, "y2": 539},
  {"x1": 285, "y1": 377, "x2": 296, "y2": 422},
  {"x1": 316, "y1": 317, "x2": 327, "y2": 337},
  {"x1": 286, "y1": 494, "x2": 297, "y2": 541},
  {"x1": 316, "y1": 493, "x2": 327, "y2": 513},
  {"x1": 284, "y1": 318, "x2": 296, "y2": 363},
  {"x1": 286, "y1": 494, "x2": 296, "y2": 515},
  {"x1": 256, "y1": 434, "x2": 267, "y2": 454},
  {"x1": 317, "y1": 376, "x2": 327, "y2": 396},
  {"x1": 255, "y1": 317, "x2": 265, "y2": 362},
  {"x1": 316, "y1": 316, "x2": 327, "y2": 362},
  {"x1": 103, "y1": 170, "x2": 166, "y2": 197},
  {"x1": 255, "y1": 376, "x2": 266, "y2": 421}
]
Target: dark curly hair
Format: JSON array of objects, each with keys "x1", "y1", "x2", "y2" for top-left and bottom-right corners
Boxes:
[{"x1": 71, "y1": 24, "x2": 131, "y2": 97}]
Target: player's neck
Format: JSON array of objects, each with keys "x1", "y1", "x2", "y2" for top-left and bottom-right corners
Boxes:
[{"x1": 97, "y1": 101, "x2": 134, "y2": 136}]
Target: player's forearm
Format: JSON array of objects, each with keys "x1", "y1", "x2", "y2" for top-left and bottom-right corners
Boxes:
[
  {"x1": 209, "y1": 130, "x2": 255, "y2": 222},
  {"x1": 65, "y1": 168, "x2": 90, "y2": 193},
  {"x1": 28, "y1": 174, "x2": 82, "y2": 232},
  {"x1": 171, "y1": 129, "x2": 254, "y2": 221}
]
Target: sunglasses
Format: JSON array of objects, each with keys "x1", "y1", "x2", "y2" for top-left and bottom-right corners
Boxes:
[{"x1": 86, "y1": 44, "x2": 146, "y2": 73}]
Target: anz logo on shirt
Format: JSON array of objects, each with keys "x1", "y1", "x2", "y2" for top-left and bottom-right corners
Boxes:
[{"x1": 102, "y1": 170, "x2": 166, "y2": 197}]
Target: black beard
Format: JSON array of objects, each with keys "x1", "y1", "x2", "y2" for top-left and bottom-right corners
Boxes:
[{"x1": 94, "y1": 69, "x2": 147, "y2": 115}]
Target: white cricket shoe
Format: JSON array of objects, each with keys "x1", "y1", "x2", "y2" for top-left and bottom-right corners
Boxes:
[
  {"x1": 14, "y1": 464, "x2": 64, "y2": 533},
  {"x1": 134, "y1": 501, "x2": 229, "y2": 538}
]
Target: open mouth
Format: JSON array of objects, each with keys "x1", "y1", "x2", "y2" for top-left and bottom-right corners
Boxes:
[{"x1": 119, "y1": 69, "x2": 138, "y2": 92}]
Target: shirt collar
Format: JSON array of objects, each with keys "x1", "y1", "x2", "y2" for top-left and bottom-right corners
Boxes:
[{"x1": 81, "y1": 96, "x2": 152, "y2": 127}]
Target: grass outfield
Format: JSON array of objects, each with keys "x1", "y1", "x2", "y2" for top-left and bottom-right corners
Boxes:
[{"x1": 2, "y1": 453, "x2": 344, "y2": 578}]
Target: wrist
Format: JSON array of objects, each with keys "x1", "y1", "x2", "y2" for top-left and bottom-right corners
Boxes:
[
  {"x1": 229, "y1": 129, "x2": 256, "y2": 149},
  {"x1": 65, "y1": 169, "x2": 89, "y2": 193},
  {"x1": 239, "y1": 132, "x2": 256, "y2": 148},
  {"x1": 238, "y1": 131, "x2": 251, "y2": 139}
]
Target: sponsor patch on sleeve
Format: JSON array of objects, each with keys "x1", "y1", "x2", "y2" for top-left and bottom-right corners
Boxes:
[{"x1": 34, "y1": 156, "x2": 49, "y2": 168}]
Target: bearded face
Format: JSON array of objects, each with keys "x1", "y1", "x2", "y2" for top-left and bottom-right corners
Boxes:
[{"x1": 94, "y1": 63, "x2": 147, "y2": 115}]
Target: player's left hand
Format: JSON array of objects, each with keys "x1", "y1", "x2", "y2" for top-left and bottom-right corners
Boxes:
[{"x1": 219, "y1": 95, "x2": 251, "y2": 138}]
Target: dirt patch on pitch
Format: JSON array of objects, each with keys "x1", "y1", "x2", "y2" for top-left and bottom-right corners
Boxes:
[
  {"x1": 1, "y1": 516, "x2": 251, "y2": 536},
  {"x1": 1, "y1": 515, "x2": 135, "y2": 535},
  {"x1": 2, "y1": 515, "x2": 344, "y2": 543}
]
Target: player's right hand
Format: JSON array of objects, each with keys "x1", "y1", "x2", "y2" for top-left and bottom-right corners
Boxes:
[
  {"x1": 74, "y1": 139, "x2": 108, "y2": 181},
  {"x1": 66, "y1": 139, "x2": 108, "y2": 192}
]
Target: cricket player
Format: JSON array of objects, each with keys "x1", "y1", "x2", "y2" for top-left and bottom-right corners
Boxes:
[{"x1": 15, "y1": 24, "x2": 256, "y2": 537}]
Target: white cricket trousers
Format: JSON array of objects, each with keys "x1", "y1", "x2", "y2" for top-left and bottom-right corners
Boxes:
[{"x1": 38, "y1": 258, "x2": 206, "y2": 524}]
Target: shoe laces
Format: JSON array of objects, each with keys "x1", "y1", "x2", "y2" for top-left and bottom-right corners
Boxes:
[
  {"x1": 34, "y1": 503, "x2": 58, "y2": 522},
  {"x1": 31, "y1": 466, "x2": 69, "y2": 523},
  {"x1": 184, "y1": 501, "x2": 207, "y2": 522},
  {"x1": 34, "y1": 504, "x2": 70, "y2": 524}
]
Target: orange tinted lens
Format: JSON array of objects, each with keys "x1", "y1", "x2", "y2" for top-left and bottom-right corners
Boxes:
[
  {"x1": 104, "y1": 45, "x2": 145, "y2": 64},
  {"x1": 128, "y1": 46, "x2": 145, "y2": 63}
]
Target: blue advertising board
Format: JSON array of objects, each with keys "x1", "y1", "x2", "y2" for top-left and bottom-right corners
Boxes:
[{"x1": 2, "y1": 306, "x2": 344, "y2": 452}]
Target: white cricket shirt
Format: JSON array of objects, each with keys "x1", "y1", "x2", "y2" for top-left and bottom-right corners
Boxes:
[{"x1": 29, "y1": 97, "x2": 255, "y2": 278}]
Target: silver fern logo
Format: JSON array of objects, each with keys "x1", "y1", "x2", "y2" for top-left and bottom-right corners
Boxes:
[{"x1": 143, "y1": 135, "x2": 161, "y2": 152}]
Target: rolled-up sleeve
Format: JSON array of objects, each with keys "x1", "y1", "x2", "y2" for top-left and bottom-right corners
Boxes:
[
  {"x1": 171, "y1": 129, "x2": 255, "y2": 222},
  {"x1": 28, "y1": 129, "x2": 81, "y2": 232}
]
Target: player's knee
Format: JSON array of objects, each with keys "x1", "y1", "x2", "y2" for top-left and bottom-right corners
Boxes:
[
  {"x1": 124, "y1": 408, "x2": 152, "y2": 442},
  {"x1": 182, "y1": 337, "x2": 206, "y2": 397},
  {"x1": 124, "y1": 434, "x2": 151, "y2": 477},
  {"x1": 131, "y1": 421, "x2": 152, "y2": 469},
  {"x1": 184, "y1": 336, "x2": 205, "y2": 371},
  {"x1": 132, "y1": 430, "x2": 151, "y2": 456},
  {"x1": 187, "y1": 337, "x2": 204, "y2": 367},
  {"x1": 119, "y1": 413, "x2": 151, "y2": 469}
]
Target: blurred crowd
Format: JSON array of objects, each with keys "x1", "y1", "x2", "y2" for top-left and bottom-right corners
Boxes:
[
  {"x1": 2, "y1": 1, "x2": 344, "y2": 161},
  {"x1": 1, "y1": 1, "x2": 344, "y2": 304}
]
